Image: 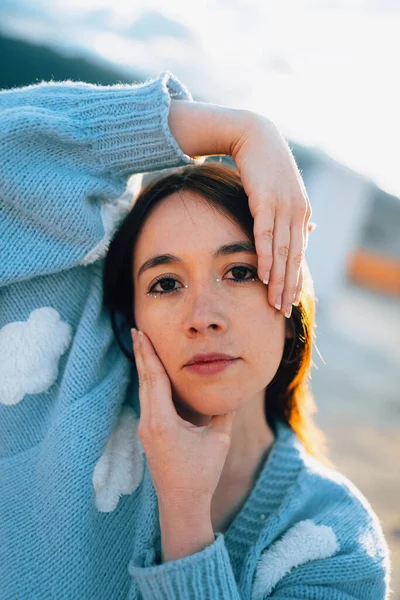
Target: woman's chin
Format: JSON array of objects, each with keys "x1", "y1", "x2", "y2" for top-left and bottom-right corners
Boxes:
[{"x1": 172, "y1": 392, "x2": 240, "y2": 423}]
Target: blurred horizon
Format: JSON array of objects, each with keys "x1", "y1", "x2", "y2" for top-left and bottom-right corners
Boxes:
[{"x1": 1, "y1": 0, "x2": 400, "y2": 199}]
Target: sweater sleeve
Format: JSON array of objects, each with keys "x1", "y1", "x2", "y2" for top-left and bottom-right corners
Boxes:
[
  {"x1": 254, "y1": 521, "x2": 390, "y2": 600},
  {"x1": 0, "y1": 71, "x2": 194, "y2": 287},
  {"x1": 128, "y1": 532, "x2": 241, "y2": 599},
  {"x1": 264, "y1": 552, "x2": 389, "y2": 599},
  {"x1": 129, "y1": 535, "x2": 389, "y2": 600}
]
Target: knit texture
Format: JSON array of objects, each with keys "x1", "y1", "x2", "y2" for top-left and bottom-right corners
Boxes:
[{"x1": 0, "y1": 74, "x2": 391, "y2": 600}]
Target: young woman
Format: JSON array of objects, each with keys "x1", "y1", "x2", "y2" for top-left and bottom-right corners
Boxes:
[
  {"x1": 0, "y1": 72, "x2": 311, "y2": 599},
  {"x1": 102, "y1": 163, "x2": 390, "y2": 599},
  {"x1": 0, "y1": 71, "x2": 389, "y2": 599}
]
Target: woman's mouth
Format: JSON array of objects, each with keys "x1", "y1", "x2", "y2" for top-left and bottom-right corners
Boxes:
[{"x1": 184, "y1": 358, "x2": 240, "y2": 375}]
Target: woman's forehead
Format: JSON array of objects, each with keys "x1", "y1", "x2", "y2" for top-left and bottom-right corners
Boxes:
[
  {"x1": 136, "y1": 191, "x2": 245, "y2": 249},
  {"x1": 133, "y1": 200, "x2": 254, "y2": 280}
]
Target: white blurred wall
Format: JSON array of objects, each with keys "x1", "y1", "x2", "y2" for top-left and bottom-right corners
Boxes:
[{"x1": 304, "y1": 159, "x2": 373, "y2": 316}]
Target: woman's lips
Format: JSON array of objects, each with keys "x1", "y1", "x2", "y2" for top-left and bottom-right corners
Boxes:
[{"x1": 184, "y1": 358, "x2": 240, "y2": 375}]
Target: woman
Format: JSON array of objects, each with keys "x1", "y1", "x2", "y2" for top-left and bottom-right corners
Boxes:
[
  {"x1": 102, "y1": 163, "x2": 390, "y2": 598},
  {"x1": 0, "y1": 72, "x2": 310, "y2": 599}
]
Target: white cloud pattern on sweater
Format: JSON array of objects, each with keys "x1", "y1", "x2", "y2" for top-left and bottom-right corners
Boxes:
[
  {"x1": 80, "y1": 198, "x2": 132, "y2": 266},
  {"x1": 0, "y1": 307, "x2": 72, "y2": 406},
  {"x1": 93, "y1": 405, "x2": 145, "y2": 512},
  {"x1": 80, "y1": 174, "x2": 143, "y2": 267},
  {"x1": 252, "y1": 519, "x2": 339, "y2": 599}
]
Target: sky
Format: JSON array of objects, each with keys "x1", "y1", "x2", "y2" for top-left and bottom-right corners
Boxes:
[{"x1": 2, "y1": 0, "x2": 400, "y2": 198}]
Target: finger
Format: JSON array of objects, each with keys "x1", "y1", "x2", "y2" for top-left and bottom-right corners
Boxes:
[
  {"x1": 308, "y1": 221, "x2": 317, "y2": 234},
  {"x1": 268, "y1": 216, "x2": 291, "y2": 312},
  {"x1": 292, "y1": 205, "x2": 312, "y2": 306},
  {"x1": 282, "y1": 217, "x2": 304, "y2": 318},
  {"x1": 292, "y1": 205, "x2": 313, "y2": 304},
  {"x1": 293, "y1": 265, "x2": 303, "y2": 306},
  {"x1": 253, "y1": 203, "x2": 275, "y2": 284},
  {"x1": 137, "y1": 331, "x2": 177, "y2": 425},
  {"x1": 209, "y1": 411, "x2": 235, "y2": 439},
  {"x1": 292, "y1": 222, "x2": 307, "y2": 308},
  {"x1": 131, "y1": 329, "x2": 150, "y2": 425}
]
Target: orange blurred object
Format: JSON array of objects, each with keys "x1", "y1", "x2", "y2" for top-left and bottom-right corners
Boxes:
[{"x1": 347, "y1": 249, "x2": 400, "y2": 296}]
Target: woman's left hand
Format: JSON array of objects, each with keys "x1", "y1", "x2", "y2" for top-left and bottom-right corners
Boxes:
[
  {"x1": 231, "y1": 114, "x2": 312, "y2": 318},
  {"x1": 169, "y1": 101, "x2": 312, "y2": 319},
  {"x1": 131, "y1": 328, "x2": 235, "y2": 511}
]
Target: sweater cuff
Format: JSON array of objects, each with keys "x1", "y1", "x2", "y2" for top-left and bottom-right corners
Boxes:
[
  {"x1": 70, "y1": 71, "x2": 195, "y2": 178},
  {"x1": 128, "y1": 532, "x2": 241, "y2": 600}
]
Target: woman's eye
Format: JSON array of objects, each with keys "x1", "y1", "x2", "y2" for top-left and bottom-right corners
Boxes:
[
  {"x1": 147, "y1": 266, "x2": 258, "y2": 297},
  {"x1": 228, "y1": 266, "x2": 258, "y2": 282},
  {"x1": 149, "y1": 277, "x2": 179, "y2": 295}
]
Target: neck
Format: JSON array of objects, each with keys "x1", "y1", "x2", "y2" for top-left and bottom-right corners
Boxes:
[{"x1": 221, "y1": 392, "x2": 274, "y2": 482}]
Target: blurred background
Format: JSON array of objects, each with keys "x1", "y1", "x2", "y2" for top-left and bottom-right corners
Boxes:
[{"x1": 1, "y1": 0, "x2": 399, "y2": 595}]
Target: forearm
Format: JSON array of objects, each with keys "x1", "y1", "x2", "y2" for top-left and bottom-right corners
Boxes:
[
  {"x1": 168, "y1": 99, "x2": 261, "y2": 159},
  {"x1": 159, "y1": 499, "x2": 215, "y2": 563},
  {"x1": 0, "y1": 74, "x2": 195, "y2": 286}
]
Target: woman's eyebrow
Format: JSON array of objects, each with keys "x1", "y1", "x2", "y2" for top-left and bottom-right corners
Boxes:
[{"x1": 137, "y1": 241, "x2": 256, "y2": 279}]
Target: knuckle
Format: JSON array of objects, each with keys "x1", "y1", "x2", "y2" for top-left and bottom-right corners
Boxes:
[
  {"x1": 295, "y1": 203, "x2": 307, "y2": 218},
  {"x1": 293, "y1": 252, "x2": 304, "y2": 269},
  {"x1": 257, "y1": 229, "x2": 274, "y2": 243},
  {"x1": 277, "y1": 245, "x2": 289, "y2": 260},
  {"x1": 148, "y1": 419, "x2": 167, "y2": 437},
  {"x1": 272, "y1": 275, "x2": 286, "y2": 288},
  {"x1": 142, "y1": 371, "x2": 158, "y2": 388},
  {"x1": 284, "y1": 285, "x2": 298, "y2": 297},
  {"x1": 137, "y1": 423, "x2": 148, "y2": 441}
]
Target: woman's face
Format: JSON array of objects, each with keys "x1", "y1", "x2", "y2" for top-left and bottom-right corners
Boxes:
[{"x1": 133, "y1": 190, "x2": 289, "y2": 418}]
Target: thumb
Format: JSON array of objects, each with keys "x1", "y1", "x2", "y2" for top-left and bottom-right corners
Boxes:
[
  {"x1": 308, "y1": 221, "x2": 317, "y2": 233},
  {"x1": 209, "y1": 411, "x2": 236, "y2": 438}
]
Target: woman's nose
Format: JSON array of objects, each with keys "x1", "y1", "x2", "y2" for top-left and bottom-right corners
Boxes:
[
  {"x1": 182, "y1": 278, "x2": 227, "y2": 333},
  {"x1": 183, "y1": 276, "x2": 222, "y2": 304}
]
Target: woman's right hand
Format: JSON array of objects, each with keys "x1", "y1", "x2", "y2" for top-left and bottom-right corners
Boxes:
[{"x1": 131, "y1": 328, "x2": 235, "y2": 508}]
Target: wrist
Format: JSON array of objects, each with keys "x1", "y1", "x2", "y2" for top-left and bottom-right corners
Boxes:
[
  {"x1": 168, "y1": 100, "x2": 250, "y2": 158},
  {"x1": 159, "y1": 494, "x2": 212, "y2": 527},
  {"x1": 158, "y1": 499, "x2": 214, "y2": 563},
  {"x1": 230, "y1": 111, "x2": 280, "y2": 160}
]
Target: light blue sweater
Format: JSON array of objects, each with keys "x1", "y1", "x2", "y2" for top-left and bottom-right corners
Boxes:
[{"x1": 0, "y1": 73, "x2": 391, "y2": 600}]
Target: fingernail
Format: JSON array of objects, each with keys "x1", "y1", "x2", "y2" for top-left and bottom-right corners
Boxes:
[
  {"x1": 275, "y1": 296, "x2": 282, "y2": 311},
  {"x1": 293, "y1": 300, "x2": 300, "y2": 307},
  {"x1": 285, "y1": 306, "x2": 292, "y2": 319},
  {"x1": 309, "y1": 222, "x2": 318, "y2": 232},
  {"x1": 131, "y1": 328, "x2": 137, "y2": 341},
  {"x1": 263, "y1": 273, "x2": 269, "y2": 285},
  {"x1": 138, "y1": 330, "x2": 143, "y2": 336}
]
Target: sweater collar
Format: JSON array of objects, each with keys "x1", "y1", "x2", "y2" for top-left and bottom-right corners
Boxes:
[{"x1": 224, "y1": 420, "x2": 304, "y2": 541}]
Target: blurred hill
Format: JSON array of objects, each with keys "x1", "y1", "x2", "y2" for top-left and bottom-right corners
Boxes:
[{"x1": 0, "y1": 32, "x2": 143, "y2": 89}]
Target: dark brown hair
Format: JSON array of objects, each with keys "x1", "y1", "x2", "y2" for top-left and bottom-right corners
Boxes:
[{"x1": 103, "y1": 162, "x2": 333, "y2": 467}]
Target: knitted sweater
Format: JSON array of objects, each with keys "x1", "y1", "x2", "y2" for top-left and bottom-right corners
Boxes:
[{"x1": 0, "y1": 73, "x2": 391, "y2": 600}]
